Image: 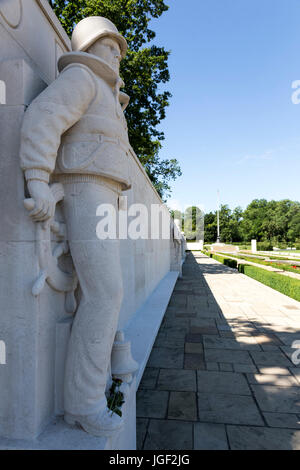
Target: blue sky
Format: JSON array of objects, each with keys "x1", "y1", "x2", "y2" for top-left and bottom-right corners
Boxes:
[{"x1": 150, "y1": 0, "x2": 300, "y2": 213}]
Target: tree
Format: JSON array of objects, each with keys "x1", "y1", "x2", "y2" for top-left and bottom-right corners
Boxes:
[
  {"x1": 181, "y1": 206, "x2": 204, "y2": 241},
  {"x1": 204, "y1": 211, "x2": 217, "y2": 242},
  {"x1": 202, "y1": 199, "x2": 300, "y2": 245},
  {"x1": 49, "y1": 0, "x2": 181, "y2": 198},
  {"x1": 240, "y1": 199, "x2": 269, "y2": 241},
  {"x1": 287, "y1": 202, "x2": 300, "y2": 243}
]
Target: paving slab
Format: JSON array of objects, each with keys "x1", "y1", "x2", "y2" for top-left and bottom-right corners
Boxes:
[
  {"x1": 197, "y1": 370, "x2": 251, "y2": 395},
  {"x1": 194, "y1": 423, "x2": 228, "y2": 450},
  {"x1": 197, "y1": 393, "x2": 264, "y2": 425},
  {"x1": 163, "y1": 318, "x2": 191, "y2": 329},
  {"x1": 203, "y1": 335, "x2": 242, "y2": 350},
  {"x1": 246, "y1": 373, "x2": 299, "y2": 387},
  {"x1": 203, "y1": 335, "x2": 260, "y2": 351},
  {"x1": 274, "y1": 333, "x2": 300, "y2": 347},
  {"x1": 251, "y1": 333, "x2": 283, "y2": 345},
  {"x1": 233, "y1": 364, "x2": 258, "y2": 373},
  {"x1": 154, "y1": 337, "x2": 185, "y2": 348},
  {"x1": 147, "y1": 348, "x2": 184, "y2": 369},
  {"x1": 136, "y1": 390, "x2": 169, "y2": 419},
  {"x1": 185, "y1": 342, "x2": 204, "y2": 354},
  {"x1": 190, "y1": 326, "x2": 218, "y2": 335},
  {"x1": 190, "y1": 318, "x2": 217, "y2": 328},
  {"x1": 185, "y1": 333, "x2": 203, "y2": 343},
  {"x1": 251, "y1": 385, "x2": 300, "y2": 413},
  {"x1": 136, "y1": 418, "x2": 149, "y2": 450},
  {"x1": 192, "y1": 309, "x2": 221, "y2": 319},
  {"x1": 206, "y1": 362, "x2": 219, "y2": 371},
  {"x1": 216, "y1": 323, "x2": 233, "y2": 331},
  {"x1": 258, "y1": 366, "x2": 292, "y2": 375},
  {"x1": 220, "y1": 331, "x2": 236, "y2": 338},
  {"x1": 281, "y1": 346, "x2": 300, "y2": 364},
  {"x1": 168, "y1": 294, "x2": 187, "y2": 308},
  {"x1": 175, "y1": 312, "x2": 197, "y2": 318},
  {"x1": 139, "y1": 368, "x2": 159, "y2": 389},
  {"x1": 204, "y1": 348, "x2": 253, "y2": 364},
  {"x1": 227, "y1": 425, "x2": 300, "y2": 450},
  {"x1": 261, "y1": 344, "x2": 280, "y2": 351},
  {"x1": 184, "y1": 353, "x2": 205, "y2": 370},
  {"x1": 263, "y1": 412, "x2": 300, "y2": 429},
  {"x1": 251, "y1": 384, "x2": 300, "y2": 414},
  {"x1": 168, "y1": 392, "x2": 197, "y2": 421},
  {"x1": 219, "y1": 363, "x2": 234, "y2": 372},
  {"x1": 290, "y1": 368, "x2": 300, "y2": 384},
  {"x1": 164, "y1": 326, "x2": 189, "y2": 340},
  {"x1": 250, "y1": 351, "x2": 293, "y2": 367},
  {"x1": 143, "y1": 420, "x2": 193, "y2": 450},
  {"x1": 157, "y1": 369, "x2": 196, "y2": 392}
]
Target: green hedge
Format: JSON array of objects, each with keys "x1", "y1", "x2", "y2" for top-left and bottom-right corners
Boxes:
[
  {"x1": 202, "y1": 250, "x2": 210, "y2": 257},
  {"x1": 210, "y1": 254, "x2": 238, "y2": 269},
  {"x1": 221, "y1": 253, "x2": 300, "y2": 274},
  {"x1": 238, "y1": 264, "x2": 300, "y2": 302}
]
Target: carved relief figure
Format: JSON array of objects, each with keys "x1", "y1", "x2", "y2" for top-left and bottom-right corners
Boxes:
[{"x1": 20, "y1": 17, "x2": 132, "y2": 437}]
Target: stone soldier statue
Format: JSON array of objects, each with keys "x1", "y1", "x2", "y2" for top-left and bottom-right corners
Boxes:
[{"x1": 19, "y1": 17, "x2": 132, "y2": 437}]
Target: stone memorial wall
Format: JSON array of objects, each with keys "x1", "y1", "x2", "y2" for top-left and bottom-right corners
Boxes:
[{"x1": 0, "y1": 0, "x2": 184, "y2": 449}]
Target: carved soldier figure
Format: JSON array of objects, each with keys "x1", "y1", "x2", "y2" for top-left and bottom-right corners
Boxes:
[{"x1": 20, "y1": 17, "x2": 132, "y2": 437}]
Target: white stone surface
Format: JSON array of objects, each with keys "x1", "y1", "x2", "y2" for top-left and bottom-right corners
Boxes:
[
  {"x1": 0, "y1": 79, "x2": 5, "y2": 103},
  {"x1": 211, "y1": 243, "x2": 239, "y2": 253},
  {"x1": 55, "y1": 318, "x2": 73, "y2": 416},
  {"x1": 186, "y1": 242, "x2": 203, "y2": 251},
  {"x1": 20, "y1": 17, "x2": 134, "y2": 437},
  {"x1": 0, "y1": 378, "x2": 136, "y2": 450},
  {"x1": 0, "y1": 105, "x2": 34, "y2": 243},
  {"x1": 126, "y1": 271, "x2": 179, "y2": 387},
  {"x1": 0, "y1": 0, "x2": 70, "y2": 84},
  {"x1": 251, "y1": 239, "x2": 257, "y2": 253},
  {"x1": 0, "y1": 58, "x2": 46, "y2": 105}
]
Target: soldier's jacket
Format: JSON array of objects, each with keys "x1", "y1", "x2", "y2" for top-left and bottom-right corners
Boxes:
[{"x1": 20, "y1": 52, "x2": 131, "y2": 190}]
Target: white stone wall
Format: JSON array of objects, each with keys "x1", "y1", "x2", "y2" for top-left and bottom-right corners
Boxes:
[
  {"x1": 0, "y1": 0, "x2": 71, "y2": 440},
  {"x1": 0, "y1": 0, "x2": 182, "y2": 442},
  {"x1": 119, "y1": 154, "x2": 172, "y2": 329}
]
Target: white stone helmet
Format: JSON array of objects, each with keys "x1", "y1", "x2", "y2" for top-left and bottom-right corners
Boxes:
[{"x1": 71, "y1": 16, "x2": 127, "y2": 58}]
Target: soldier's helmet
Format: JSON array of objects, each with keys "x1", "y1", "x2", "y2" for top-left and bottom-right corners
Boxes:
[{"x1": 71, "y1": 16, "x2": 127, "y2": 58}]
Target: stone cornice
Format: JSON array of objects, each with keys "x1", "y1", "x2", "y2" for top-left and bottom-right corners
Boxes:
[{"x1": 35, "y1": 0, "x2": 70, "y2": 50}]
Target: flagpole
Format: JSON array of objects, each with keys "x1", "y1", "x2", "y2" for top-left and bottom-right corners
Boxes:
[{"x1": 216, "y1": 190, "x2": 220, "y2": 243}]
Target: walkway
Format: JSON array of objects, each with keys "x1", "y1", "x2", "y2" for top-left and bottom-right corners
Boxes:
[{"x1": 136, "y1": 252, "x2": 300, "y2": 450}]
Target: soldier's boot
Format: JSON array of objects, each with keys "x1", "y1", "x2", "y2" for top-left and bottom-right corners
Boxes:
[{"x1": 64, "y1": 407, "x2": 124, "y2": 437}]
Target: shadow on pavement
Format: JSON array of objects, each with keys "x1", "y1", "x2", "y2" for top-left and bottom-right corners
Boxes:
[{"x1": 136, "y1": 251, "x2": 300, "y2": 450}]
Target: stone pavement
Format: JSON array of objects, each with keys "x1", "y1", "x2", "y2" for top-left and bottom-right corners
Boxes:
[{"x1": 136, "y1": 252, "x2": 300, "y2": 450}]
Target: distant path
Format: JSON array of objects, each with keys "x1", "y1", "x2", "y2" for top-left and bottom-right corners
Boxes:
[{"x1": 136, "y1": 252, "x2": 300, "y2": 450}]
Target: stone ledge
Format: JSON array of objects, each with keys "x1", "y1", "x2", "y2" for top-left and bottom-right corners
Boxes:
[
  {"x1": 0, "y1": 269, "x2": 178, "y2": 449},
  {"x1": 0, "y1": 378, "x2": 136, "y2": 450},
  {"x1": 125, "y1": 271, "x2": 179, "y2": 388}
]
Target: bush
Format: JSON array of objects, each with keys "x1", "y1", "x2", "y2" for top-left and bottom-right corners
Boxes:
[
  {"x1": 238, "y1": 264, "x2": 300, "y2": 302},
  {"x1": 211, "y1": 254, "x2": 238, "y2": 269},
  {"x1": 257, "y1": 241, "x2": 273, "y2": 251}
]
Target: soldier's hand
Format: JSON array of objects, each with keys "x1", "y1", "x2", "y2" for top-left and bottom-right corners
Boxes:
[{"x1": 26, "y1": 180, "x2": 56, "y2": 222}]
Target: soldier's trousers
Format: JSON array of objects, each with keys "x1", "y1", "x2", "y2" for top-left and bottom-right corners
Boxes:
[{"x1": 61, "y1": 176, "x2": 123, "y2": 416}]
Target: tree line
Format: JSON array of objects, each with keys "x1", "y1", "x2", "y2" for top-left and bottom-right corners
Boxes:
[
  {"x1": 206, "y1": 199, "x2": 300, "y2": 246},
  {"x1": 173, "y1": 199, "x2": 300, "y2": 247}
]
